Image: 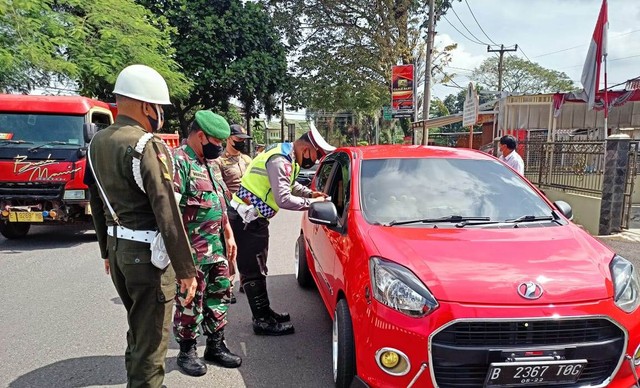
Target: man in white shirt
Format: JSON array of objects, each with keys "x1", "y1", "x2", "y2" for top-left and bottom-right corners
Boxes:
[{"x1": 498, "y1": 135, "x2": 525, "y2": 174}]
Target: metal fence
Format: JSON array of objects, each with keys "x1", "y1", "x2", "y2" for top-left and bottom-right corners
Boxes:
[{"x1": 521, "y1": 140, "x2": 605, "y2": 197}]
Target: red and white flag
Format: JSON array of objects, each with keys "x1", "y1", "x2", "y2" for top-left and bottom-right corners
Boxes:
[{"x1": 581, "y1": 0, "x2": 608, "y2": 110}]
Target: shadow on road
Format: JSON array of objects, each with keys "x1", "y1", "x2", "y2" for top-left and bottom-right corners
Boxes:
[{"x1": 0, "y1": 224, "x2": 96, "y2": 252}]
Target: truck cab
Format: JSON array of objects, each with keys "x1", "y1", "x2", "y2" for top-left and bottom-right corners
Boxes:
[{"x1": 0, "y1": 95, "x2": 113, "y2": 238}]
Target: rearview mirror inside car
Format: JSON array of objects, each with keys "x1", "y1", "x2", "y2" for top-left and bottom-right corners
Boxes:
[
  {"x1": 308, "y1": 201, "x2": 339, "y2": 227},
  {"x1": 554, "y1": 200, "x2": 573, "y2": 221}
]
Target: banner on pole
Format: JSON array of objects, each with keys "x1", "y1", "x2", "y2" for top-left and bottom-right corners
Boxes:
[{"x1": 391, "y1": 65, "x2": 415, "y2": 118}]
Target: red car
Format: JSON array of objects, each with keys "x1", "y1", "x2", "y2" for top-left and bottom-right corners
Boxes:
[{"x1": 295, "y1": 145, "x2": 640, "y2": 388}]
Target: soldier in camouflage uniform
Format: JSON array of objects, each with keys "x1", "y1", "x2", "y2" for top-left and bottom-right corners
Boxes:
[
  {"x1": 172, "y1": 110, "x2": 242, "y2": 376},
  {"x1": 213, "y1": 124, "x2": 252, "y2": 303}
]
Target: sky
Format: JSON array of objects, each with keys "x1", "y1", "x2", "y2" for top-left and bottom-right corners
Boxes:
[{"x1": 431, "y1": 0, "x2": 640, "y2": 100}]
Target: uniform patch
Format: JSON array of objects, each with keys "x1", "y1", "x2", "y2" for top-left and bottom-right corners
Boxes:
[
  {"x1": 158, "y1": 152, "x2": 171, "y2": 180},
  {"x1": 284, "y1": 162, "x2": 292, "y2": 177}
]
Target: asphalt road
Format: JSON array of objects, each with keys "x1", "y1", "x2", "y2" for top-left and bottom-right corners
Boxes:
[
  {"x1": 1, "y1": 213, "x2": 638, "y2": 388},
  {"x1": 0, "y1": 210, "x2": 333, "y2": 388}
]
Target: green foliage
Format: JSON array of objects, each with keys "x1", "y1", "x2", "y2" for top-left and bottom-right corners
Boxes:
[
  {"x1": 0, "y1": 0, "x2": 190, "y2": 98},
  {"x1": 472, "y1": 56, "x2": 575, "y2": 94}
]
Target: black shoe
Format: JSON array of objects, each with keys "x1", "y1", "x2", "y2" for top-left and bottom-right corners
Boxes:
[
  {"x1": 177, "y1": 340, "x2": 207, "y2": 376},
  {"x1": 269, "y1": 308, "x2": 290, "y2": 323},
  {"x1": 230, "y1": 291, "x2": 237, "y2": 304},
  {"x1": 204, "y1": 330, "x2": 242, "y2": 368},
  {"x1": 239, "y1": 285, "x2": 244, "y2": 293},
  {"x1": 252, "y1": 316, "x2": 295, "y2": 336}
]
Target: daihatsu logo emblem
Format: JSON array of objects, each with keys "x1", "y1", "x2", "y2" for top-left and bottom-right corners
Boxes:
[{"x1": 517, "y1": 282, "x2": 544, "y2": 300}]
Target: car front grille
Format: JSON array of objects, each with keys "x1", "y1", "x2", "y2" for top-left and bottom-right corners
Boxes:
[
  {"x1": 0, "y1": 181, "x2": 64, "y2": 200},
  {"x1": 430, "y1": 318, "x2": 625, "y2": 387}
]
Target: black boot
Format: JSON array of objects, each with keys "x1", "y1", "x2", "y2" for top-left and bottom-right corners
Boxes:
[
  {"x1": 269, "y1": 308, "x2": 290, "y2": 323},
  {"x1": 177, "y1": 340, "x2": 207, "y2": 376},
  {"x1": 243, "y1": 279, "x2": 295, "y2": 336},
  {"x1": 204, "y1": 330, "x2": 242, "y2": 368}
]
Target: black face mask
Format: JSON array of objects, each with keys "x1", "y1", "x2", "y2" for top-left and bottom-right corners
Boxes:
[
  {"x1": 202, "y1": 139, "x2": 223, "y2": 160},
  {"x1": 300, "y1": 149, "x2": 315, "y2": 169},
  {"x1": 232, "y1": 140, "x2": 246, "y2": 152},
  {"x1": 146, "y1": 104, "x2": 163, "y2": 131}
]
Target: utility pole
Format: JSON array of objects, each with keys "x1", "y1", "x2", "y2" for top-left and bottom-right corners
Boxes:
[
  {"x1": 280, "y1": 98, "x2": 285, "y2": 142},
  {"x1": 487, "y1": 44, "x2": 518, "y2": 92},
  {"x1": 422, "y1": 0, "x2": 435, "y2": 145}
]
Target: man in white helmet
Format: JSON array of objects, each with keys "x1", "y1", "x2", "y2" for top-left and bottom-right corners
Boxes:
[{"x1": 86, "y1": 64, "x2": 197, "y2": 388}]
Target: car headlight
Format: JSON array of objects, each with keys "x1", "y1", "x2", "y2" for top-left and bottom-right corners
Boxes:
[
  {"x1": 610, "y1": 255, "x2": 640, "y2": 313},
  {"x1": 369, "y1": 257, "x2": 438, "y2": 317},
  {"x1": 63, "y1": 190, "x2": 86, "y2": 200}
]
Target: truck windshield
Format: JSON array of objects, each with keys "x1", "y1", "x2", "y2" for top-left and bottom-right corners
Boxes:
[{"x1": 0, "y1": 113, "x2": 84, "y2": 145}]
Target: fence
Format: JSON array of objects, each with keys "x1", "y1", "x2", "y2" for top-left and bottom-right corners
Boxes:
[{"x1": 520, "y1": 140, "x2": 605, "y2": 197}]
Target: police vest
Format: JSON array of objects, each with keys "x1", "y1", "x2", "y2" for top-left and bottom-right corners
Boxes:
[{"x1": 233, "y1": 143, "x2": 300, "y2": 218}]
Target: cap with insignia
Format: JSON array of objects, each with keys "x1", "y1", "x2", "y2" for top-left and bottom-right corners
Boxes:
[{"x1": 194, "y1": 110, "x2": 230, "y2": 140}]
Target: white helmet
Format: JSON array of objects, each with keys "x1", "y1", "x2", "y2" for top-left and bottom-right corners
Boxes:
[{"x1": 113, "y1": 64, "x2": 171, "y2": 105}]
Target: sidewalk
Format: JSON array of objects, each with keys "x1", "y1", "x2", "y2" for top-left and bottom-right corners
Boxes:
[{"x1": 599, "y1": 228, "x2": 640, "y2": 243}]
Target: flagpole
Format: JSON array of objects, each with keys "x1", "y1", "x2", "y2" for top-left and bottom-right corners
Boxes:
[{"x1": 603, "y1": 52, "x2": 608, "y2": 138}]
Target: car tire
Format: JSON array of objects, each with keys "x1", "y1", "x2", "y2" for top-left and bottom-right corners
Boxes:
[
  {"x1": 295, "y1": 234, "x2": 313, "y2": 288},
  {"x1": 0, "y1": 222, "x2": 30, "y2": 239},
  {"x1": 333, "y1": 299, "x2": 356, "y2": 388}
]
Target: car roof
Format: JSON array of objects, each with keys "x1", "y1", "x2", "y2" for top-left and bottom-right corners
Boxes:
[
  {"x1": 0, "y1": 94, "x2": 110, "y2": 115},
  {"x1": 336, "y1": 145, "x2": 496, "y2": 161}
]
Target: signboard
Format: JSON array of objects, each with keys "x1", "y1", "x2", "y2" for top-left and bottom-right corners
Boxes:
[
  {"x1": 382, "y1": 106, "x2": 392, "y2": 121},
  {"x1": 391, "y1": 65, "x2": 415, "y2": 118},
  {"x1": 462, "y1": 82, "x2": 479, "y2": 127}
]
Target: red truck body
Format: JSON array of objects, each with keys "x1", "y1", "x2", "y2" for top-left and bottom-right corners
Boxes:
[{"x1": 0, "y1": 94, "x2": 114, "y2": 238}]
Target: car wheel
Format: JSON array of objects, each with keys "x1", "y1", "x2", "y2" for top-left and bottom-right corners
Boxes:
[
  {"x1": 0, "y1": 222, "x2": 30, "y2": 239},
  {"x1": 295, "y1": 234, "x2": 313, "y2": 288},
  {"x1": 333, "y1": 299, "x2": 356, "y2": 388}
]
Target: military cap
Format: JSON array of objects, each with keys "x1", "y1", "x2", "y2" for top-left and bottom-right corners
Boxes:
[{"x1": 194, "y1": 110, "x2": 230, "y2": 140}]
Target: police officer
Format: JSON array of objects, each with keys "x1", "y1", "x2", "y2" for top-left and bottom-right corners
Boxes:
[
  {"x1": 87, "y1": 64, "x2": 197, "y2": 387},
  {"x1": 229, "y1": 125, "x2": 334, "y2": 335},
  {"x1": 172, "y1": 111, "x2": 242, "y2": 375},
  {"x1": 214, "y1": 124, "x2": 252, "y2": 303}
]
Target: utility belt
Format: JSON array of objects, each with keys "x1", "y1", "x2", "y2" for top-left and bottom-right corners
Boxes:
[{"x1": 107, "y1": 225, "x2": 156, "y2": 244}]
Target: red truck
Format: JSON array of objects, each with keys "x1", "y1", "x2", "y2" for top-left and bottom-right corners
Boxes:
[{"x1": 0, "y1": 95, "x2": 114, "y2": 239}]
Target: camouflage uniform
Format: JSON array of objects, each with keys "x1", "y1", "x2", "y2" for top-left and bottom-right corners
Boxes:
[{"x1": 173, "y1": 144, "x2": 231, "y2": 341}]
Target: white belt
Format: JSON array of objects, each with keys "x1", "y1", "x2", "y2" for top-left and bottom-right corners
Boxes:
[{"x1": 107, "y1": 225, "x2": 156, "y2": 243}]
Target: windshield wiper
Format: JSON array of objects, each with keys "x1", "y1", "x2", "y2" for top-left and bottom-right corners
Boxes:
[
  {"x1": 28, "y1": 141, "x2": 76, "y2": 152},
  {"x1": 506, "y1": 214, "x2": 561, "y2": 224},
  {"x1": 0, "y1": 140, "x2": 34, "y2": 146},
  {"x1": 386, "y1": 215, "x2": 491, "y2": 226}
]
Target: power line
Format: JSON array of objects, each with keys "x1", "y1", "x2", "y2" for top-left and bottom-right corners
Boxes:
[
  {"x1": 532, "y1": 29, "x2": 640, "y2": 58},
  {"x1": 464, "y1": 0, "x2": 498, "y2": 46},
  {"x1": 441, "y1": 15, "x2": 486, "y2": 46},
  {"x1": 558, "y1": 53, "x2": 640, "y2": 69},
  {"x1": 449, "y1": 6, "x2": 490, "y2": 45},
  {"x1": 518, "y1": 46, "x2": 532, "y2": 62}
]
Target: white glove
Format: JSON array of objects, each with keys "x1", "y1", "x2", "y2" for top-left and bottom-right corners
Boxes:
[
  {"x1": 237, "y1": 203, "x2": 259, "y2": 224},
  {"x1": 150, "y1": 232, "x2": 171, "y2": 269}
]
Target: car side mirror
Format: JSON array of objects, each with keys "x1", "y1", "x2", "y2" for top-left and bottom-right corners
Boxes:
[
  {"x1": 83, "y1": 123, "x2": 98, "y2": 144},
  {"x1": 554, "y1": 200, "x2": 573, "y2": 221},
  {"x1": 308, "y1": 201, "x2": 339, "y2": 227}
]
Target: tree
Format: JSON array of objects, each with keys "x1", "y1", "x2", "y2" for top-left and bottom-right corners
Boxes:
[
  {"x1": 138, "y1": 0, "x2": 287, "y2": 136},
  {"x1": 0, "y1": 0, "x2": 190, "y2": 98},
  {"x1": 471, "y1": 56, "x2": 574, "y2": 94}
]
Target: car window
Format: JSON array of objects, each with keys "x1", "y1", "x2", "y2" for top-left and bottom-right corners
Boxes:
[
  {"x1": 91, "y1": 112, "x2": 112, "y2": 130},
  {"x1": 327, "y1": 153, "x2": 350, "y2": 221},
  {"x1": 360, "y1": 158, "x2": 552, "y2": 225},
  {"x1": 315, "y1": 161, "x2": 334, "y2": 193}
]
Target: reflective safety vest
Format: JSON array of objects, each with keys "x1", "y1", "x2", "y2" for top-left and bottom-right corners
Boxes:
[{"x1": 233, "y1": 143, "x2": 300, "y2": 218}]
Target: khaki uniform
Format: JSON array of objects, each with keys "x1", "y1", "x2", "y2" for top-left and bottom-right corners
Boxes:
[
  {"x1": 88, "y1": 115, "x2": 196, "y2": 388},
  {"x1": 214, "y1": 150, "x2": 252, "y2": 195}
]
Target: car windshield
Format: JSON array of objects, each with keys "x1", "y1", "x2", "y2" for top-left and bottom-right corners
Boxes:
[
  {"x1": 0, "y1": 113, "x2": 84, "y2": 145},
  {"x1": 360, "y1": 158, "x2": 553, "y2": 225}
]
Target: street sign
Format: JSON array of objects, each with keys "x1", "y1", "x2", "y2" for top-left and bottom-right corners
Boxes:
[
  {"x1": 383, "y1": 106, "x2": 392, "y2": 120},
  {"x1": 462, "y1": 82, "x2": 479, "y2": 127}
]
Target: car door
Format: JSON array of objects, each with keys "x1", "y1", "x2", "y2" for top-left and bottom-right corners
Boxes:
[{"x1": 308, "y1": 152, "x2": 351, "y2": 306}]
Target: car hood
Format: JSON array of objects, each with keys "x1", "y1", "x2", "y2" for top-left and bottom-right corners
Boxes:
[{"x1": 368, "y1": 225, "x2": 615, "y2": 305}]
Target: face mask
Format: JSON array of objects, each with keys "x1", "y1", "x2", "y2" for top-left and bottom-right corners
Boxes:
[
  {"x1": 300, "y1": 149, "x2": 315, "y2": 169},
  {"x1": 202, "y1": 138, "x2": 223, "y2": 159},
  {"x1": 146, "y1": 104, "x2": 164, "y2": 131},
  {"x1": 232, "y1": 140, "x2": 246, "y2": 152}
]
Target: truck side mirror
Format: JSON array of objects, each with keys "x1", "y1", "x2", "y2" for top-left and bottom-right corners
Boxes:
[{"x1": 83, "y1": 123, "x2": 98, "y2": 143}]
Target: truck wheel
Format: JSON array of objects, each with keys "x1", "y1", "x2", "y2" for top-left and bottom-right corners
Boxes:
[
  {"x1": 295, "y1": 234, "x2": 313, "y2": 288},
  {"x1": 333, "y1": 299, "x2": 356, "y2": 388},
  {"x1": 0, "y1": 222, "x2": 30, "y2": 239}
]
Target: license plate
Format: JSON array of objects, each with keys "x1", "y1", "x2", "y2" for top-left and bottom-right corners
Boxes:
[
  {"x1": 485, "y1": 359, "x2": 587, "y2": 387},
  {"x1": 8, "y1": 211, "x2": 44, "y2": 223}
]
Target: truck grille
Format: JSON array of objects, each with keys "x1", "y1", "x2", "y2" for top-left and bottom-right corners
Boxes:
[
  {"x1": 0, "y1": 181, "x2": 64, "y2": 200},
  {"x1": 431, "y1": 318, "x2": 625, "y2": 387}
]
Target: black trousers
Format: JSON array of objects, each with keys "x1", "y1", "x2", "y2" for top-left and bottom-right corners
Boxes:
[{"x1": 228, "y1": 208, "x2": 270, "y2": 285}]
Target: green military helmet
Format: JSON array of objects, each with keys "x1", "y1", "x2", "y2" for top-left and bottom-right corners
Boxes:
[{"x1": 194, "y1": 110, "x2": 231, "y2": 140}]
